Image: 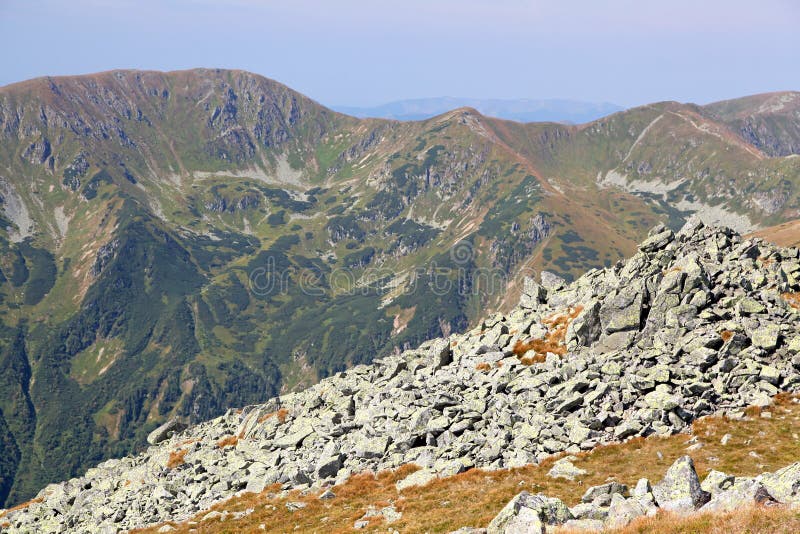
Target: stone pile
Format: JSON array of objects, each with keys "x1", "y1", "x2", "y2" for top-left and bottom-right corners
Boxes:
[
  {"x1": 484, "y1": 456, "x2": 800, "y2": 533},
  {"x1": 3, "y1": 217, "x2": 800, "y2": 533}
]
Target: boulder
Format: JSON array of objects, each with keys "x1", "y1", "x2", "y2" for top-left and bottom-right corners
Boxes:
[
  {"x1": 701, "y1": 479, "x2": 777, "y2": 513},
  {"x1": 428, "y1": 338, "x2": 453, "y2": 369},
  {"x1": 487, "y1": 492, "x2": 572, "y2": 534},
  {"x1": 146, "y1": 419, "x2": 187, "y2": 445},
  {"x1": 761, "y1": 462, "x2": 800, "y2": 503},
  {"x1": 581, "y1": 482, "x2": 628, "y2": 505},
  {"x1": 547, "y1": 456, "x2": 587, "y2": 481},
  {"x1": 652, "y1": 456, "x2": 710, "y2": 512},
  {"x1": 606, "y1": 493, "x2": 649, "y2": 529},
  {"x1": 396, "y1": 468, "x2": 437, "y2": 491}
]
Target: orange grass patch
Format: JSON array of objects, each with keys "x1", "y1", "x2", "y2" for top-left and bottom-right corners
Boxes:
[
  {"x1": 0, "y1": 497, "x2": 44, "y2": 519},
  {"x1": 582, "y1": 504, "x2": 800, "y2": 534},
  {"x1": 166, "y1": 448, "x2": 188, "y2": 470},
  {"x1": 513, "y1": 306, "x2": 583, "y2": 364},
  {"x1": 720, "y1": 329, "x2": 734, "y2": 342},
  {"x1": 258, "y1": 407, "x2": 289, "y2": 424},
  {"x1": 782, "y1": 292, "x2": 800, "y2": 310},
  {"x1": 215, "y1": 435, "x2": 239, "y2": 449}
]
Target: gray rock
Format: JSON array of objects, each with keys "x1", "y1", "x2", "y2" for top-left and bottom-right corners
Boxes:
[
  {"x1": 701, "y1": 470, "x2": 734, "y2": 494},
  {"x1": 606, "y1": 493, "x2": 649, "y2": 529},
  {"x1": 701, "y1": 479, "x2": 776, "y2": 512},
  {"x1": 147, "y1": 419, "x2": 187, "y2": 445},
  {"x1": 487, "y1": 492, "x2": 572, "y2": 534},
  {"x1": 396, "y1": 468, "x2": 437, "y2": 491},
  {"x1": 429, "y1": 338, "x2": 453, "y2": 369},
  {"x1": 547, "y1": 456, "x2": 587, "y2": 481},
  {"x1": 581, "y1": 482, "x2": 628, "y2": 504},
  {"x1": 652, "y1": 456, "x2": 710, "y2": 512},
  {"x1": 761, "y1": 462, "x2": 800, "y2": 503},
  {"x1": 750, "y1": 324, "x2": 781, "y2": 350},
  {"x1": 600, "y1": 281, "x2": 645, "y2": 334},
  {"x1": 644, "y1": 384, "x2": 681, "y2": 410},
  {"x1": 540, "y1": 271, "x2": 566, "y2": 292}
]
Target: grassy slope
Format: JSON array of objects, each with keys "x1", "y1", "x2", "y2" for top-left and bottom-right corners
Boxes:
[{"x1": 749, "y1": 219, "x2": 800, "y2": 248}]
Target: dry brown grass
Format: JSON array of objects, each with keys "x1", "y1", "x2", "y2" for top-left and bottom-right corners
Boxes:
[
  {"x1": 513, "y1": 306, "x2": 583, "y2": 364},
  {"x1": 0, "y1": 497, "x2": 44, "y2": 520},
  {"x1": 166, "y1": 448, "x2": 188, "y2": 470},
  {"x1": 782, "y1": 292, "x2": 800, "y2": 310},
  {"x1": 601, "y1": 505, "x2": 800, "y2": 534},
  {"x1": 748, "y1": 219, "x2": 800, "y2": 248},
  {"x1": 758, "y1": 256, "x2": 776, "y2": 268},
  {"x1": 719, "y1": 329, "x2": 734, "y2": 342},
  {"x1": 215, "y1": 435, "x2": 239, "y2": 449},
  {"x1": 258, "y1": 407, "x2": 289, "y2": 424},
  {"x1": 744, "y1": 405, "x2": 763, "y2": 417},
  {"x1": 137, "y1": 393, "x2": 800, "y2": 534}
]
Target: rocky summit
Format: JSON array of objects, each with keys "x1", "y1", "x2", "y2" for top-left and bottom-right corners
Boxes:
[{"x1": 3, "y1": 216, "x2": 800, "y2": 533}]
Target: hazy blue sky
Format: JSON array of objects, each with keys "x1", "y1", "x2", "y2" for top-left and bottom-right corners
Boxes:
[{"x1": 1, "y1": 0, "x2": 798, "y2": 107}]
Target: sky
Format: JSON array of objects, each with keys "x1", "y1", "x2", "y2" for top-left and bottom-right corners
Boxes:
[{"x1": 1, "y1": 0, "x2": 798, "y2": 108}]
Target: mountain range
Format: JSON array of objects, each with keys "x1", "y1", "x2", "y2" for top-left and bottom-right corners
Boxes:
[
  {"x1": 332, "y1": 97, "x2": 624, "y2": 124},
  {"x1": 0, "y1": 68, "x2": 798, "y2": 507}
]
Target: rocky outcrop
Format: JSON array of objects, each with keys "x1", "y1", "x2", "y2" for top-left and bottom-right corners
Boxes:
[
  {"x1": 484, "y1": 455, "x2": 799, "y2": 533},
  {"x1": 4, "y1": 217, "x2": 800, "y2": 532}
]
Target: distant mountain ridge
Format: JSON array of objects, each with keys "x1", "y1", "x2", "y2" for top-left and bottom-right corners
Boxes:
[
  {"x1": 333, "y1": 97, "x2": 624, "y2": 124},
  {"x1": 0, "y1": 69, "x2": 798, "y2": 508}
]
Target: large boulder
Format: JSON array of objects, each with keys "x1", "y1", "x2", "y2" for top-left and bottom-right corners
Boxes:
[
  {"x1": 701, "y1": 479, "x2": 777, "y2": 513},
  {"x1": 428, "y1": 338, "x2": 453, "y2": 369},
  {"x1": 565, "y1": 300, "x2": 601, "y2": 349},
  {"x1": 487, "y1": 492, "x2": 572, "y2": 534},
  {"x1": 652, "y1": 456, "x2": 710, "y2": 512},
  {"x1": 606, "y1": 493, "x2": 652, "y2": 529},
  {"x1": 761, "y1": 462, "x2": 800, "y2": 503},
  {"x1": 599, "y1": 280, "x2": 646, "y2": 334},
  {"x1": 146, "y1": 418, "x2": 187, "y2": 445}
]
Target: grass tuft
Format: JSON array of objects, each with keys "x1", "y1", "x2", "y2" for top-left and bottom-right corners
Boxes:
[
  {"x1": 216, "y1": 435, "x2": 239, "y2": 449},
  {"x1": 513, "y1": 306, "x2": 583, "y2": 364},
  {"x1": 166, "y1": 448, "x2": 188, "y2": 470},
  {"x1": 782, "y1": 292, "x2": 800, "y2": 310}
]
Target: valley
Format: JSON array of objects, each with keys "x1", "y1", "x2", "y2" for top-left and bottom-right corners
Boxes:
[{"x1": 0, "y1": 69, "x2": 798, "y2": 507}]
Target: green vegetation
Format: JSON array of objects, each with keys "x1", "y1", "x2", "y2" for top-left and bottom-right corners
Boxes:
[{"x1": 0, "y1": 71, "x2": 798, "y2": 508}]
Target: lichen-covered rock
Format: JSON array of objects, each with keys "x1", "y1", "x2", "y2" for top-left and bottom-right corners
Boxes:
[
  {"x1": 701, "y1": 470, "x2": 735, "y2": 494},
  {"x1": 547, "y1": 456, "x2": 587, "y2": 480},
  {"x1": 701, "y1": 479, "x2": 776, "y2": 512},
  {"x1": 487, "y1": 492, "x2": 572, "y2": 534},
  {"x1": 581, "y1": 482, "x2": 628, "y2": 505},
  {"x1": 761, "y1": 462, "x2": 800, "y2": 503},
  {"x1": 146, "y1": 418, "x2": 187, "y2": 445},
  {"x1": 606, "y1": 493, "x2": 651, "y2": 529},
  {"x1": 652, "y1": 456, "x2": 710, "y2": 512}
]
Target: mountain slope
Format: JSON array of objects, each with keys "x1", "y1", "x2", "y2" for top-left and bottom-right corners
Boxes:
[
  {"x1": 0, "y1": 70, "x2": 798, "y2": 507},
  {"x1": 3, "y1": 218, "x2": 800, "y2": 532}
]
